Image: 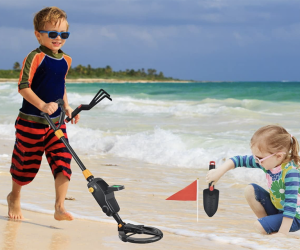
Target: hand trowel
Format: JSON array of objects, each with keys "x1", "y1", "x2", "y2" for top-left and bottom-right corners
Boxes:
[{"x1": 203, "y1": 161, "x2": 219, "y2": 217}]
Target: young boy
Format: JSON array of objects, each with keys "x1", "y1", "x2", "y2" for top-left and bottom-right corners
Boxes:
[{"x1": 7, "y1": 6, "x2": 79, "y2": 221}]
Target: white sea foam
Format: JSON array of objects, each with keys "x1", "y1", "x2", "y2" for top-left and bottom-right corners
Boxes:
[
  {"x1": 66, "y1": 125, "x2": 251, "y2": 169},
  {"x1": 0, "y1": 124, "x2": 15, "y2": 139},
  {"x1": 0, "y1": 84, "x2": 11, "y2": 90}
]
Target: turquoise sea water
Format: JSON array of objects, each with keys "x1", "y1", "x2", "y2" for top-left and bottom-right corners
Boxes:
[
  {"x1": 66, "y1": 81, "x2": 299, "y2": 102},
  {"x1": 1, "y1": 81, "x2": 300, "y2": 170}
]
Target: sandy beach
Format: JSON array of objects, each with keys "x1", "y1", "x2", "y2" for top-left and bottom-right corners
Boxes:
[{"x1": 0, "y1": 138, "x2": 253, "y2": 250}]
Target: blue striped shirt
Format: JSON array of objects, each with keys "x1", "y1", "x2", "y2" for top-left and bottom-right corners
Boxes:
[{"x1": 230, "y1": 155, "x2": 300, "y2": 219}]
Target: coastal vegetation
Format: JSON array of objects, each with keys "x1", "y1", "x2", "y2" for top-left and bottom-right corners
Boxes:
[{"x1": 0, "y1": 62, "x2": 181, "y2": 81}]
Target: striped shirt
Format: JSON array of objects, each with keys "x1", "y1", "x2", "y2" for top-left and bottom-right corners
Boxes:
[
  {"x1": 18, "y1": 45, "x2": 72, "y2": 124},
  {"x1": 230, "y1": 155, "x2": 300, "y2": 219}
]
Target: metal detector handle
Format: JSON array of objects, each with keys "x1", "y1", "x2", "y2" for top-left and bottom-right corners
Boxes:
[
  {"x1": 40, "y1": 99, "x2": 65, "y2": 130},
  {"x1": 208, "y1": 161, "x2": 215, "y2": 190}
]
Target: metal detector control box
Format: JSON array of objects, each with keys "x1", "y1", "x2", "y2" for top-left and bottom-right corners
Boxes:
[{"x1": 87, "y1": 178, "x2": 124, "y2": 216}]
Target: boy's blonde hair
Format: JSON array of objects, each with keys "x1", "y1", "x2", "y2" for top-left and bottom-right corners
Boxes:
[
  {"x1": 33, "y1": 6, "x2": 69, "y2": 31},
  {"x1": 251, "y1": 125, "x2": 300, "y2": 167}
]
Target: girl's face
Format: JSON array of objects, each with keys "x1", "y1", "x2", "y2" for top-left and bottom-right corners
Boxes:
[{"x1": 251, "y1": 145, "x2": 286, "y2": 170}]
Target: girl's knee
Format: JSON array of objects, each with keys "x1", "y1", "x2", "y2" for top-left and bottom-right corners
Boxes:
[
  {"x1": 244, "y1": 184, "x2": 255, "y2": 199},
  {"x1": 253, "y1": 220, "x2": 267, "y2": 235}
]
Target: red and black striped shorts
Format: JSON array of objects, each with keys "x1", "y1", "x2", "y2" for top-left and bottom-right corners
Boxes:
[{"x1": 11, "y1": 117, "x2": 72, "y2": 186}]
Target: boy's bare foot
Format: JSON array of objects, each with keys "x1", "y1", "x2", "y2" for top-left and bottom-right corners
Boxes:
[
  {"x1": 7, "y1": 192, "x2": 24, "y2": 220},
  {"x1": 54, "y1": 206, "x2": 74, "y2": 221}
]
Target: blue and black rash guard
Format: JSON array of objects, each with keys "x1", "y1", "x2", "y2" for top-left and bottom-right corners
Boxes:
[{"x1": 18, "y1": 45, "x2": 72, "y2": 124}]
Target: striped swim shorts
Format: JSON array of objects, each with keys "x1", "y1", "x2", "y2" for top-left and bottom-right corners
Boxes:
[{"x1": 11, "y1": 117, "x2": 72, "y2": 186}]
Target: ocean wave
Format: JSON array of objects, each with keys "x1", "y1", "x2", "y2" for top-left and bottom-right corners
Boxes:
[
  {"x1": 67, "y1": 94, "x2": 265, "y2": 117},
  {"x1": 66, "y1": 93, "x2": 300, "y2": 118},
  {"x1": 2, "y1": 84, "x2": 300, "y2": 119},
  {"x1": 66, "y1": 125, "x2": 250, "y2": 169}
]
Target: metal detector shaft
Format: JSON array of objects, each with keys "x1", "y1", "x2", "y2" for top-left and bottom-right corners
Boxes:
[{"x1": 41, "y1": 105, "x2": 87, "y2": 173}]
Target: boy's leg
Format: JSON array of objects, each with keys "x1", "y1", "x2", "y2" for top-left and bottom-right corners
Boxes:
[
  {"x1": 54, "y1": 172, "x2": 73, "y2": 221},
  {"x1": 7, "y1": 180, "x2": 23, "y2": 220},
  {"x1": 44, "y1": 122, "x2": 73, "y2": 221},
  {"x1": 9, "y1": 117, "x2": 46, "y2": 219}
]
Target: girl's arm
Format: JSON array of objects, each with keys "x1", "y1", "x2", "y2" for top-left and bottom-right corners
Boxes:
[
  {"x1": 63, "y1": 87, "x2": 80, "y2": 124},
  {"x1": 20, "y1": 88, "x2": 58, "y2": 115},
  {"x1": 206, "y1": 159, "x2": 235, "y2": 185},
  {"x1": 278, "y1": 217, "x2": 293, "y2": 235},
  {"x1": 277, "y1": 168, "x2": 300, "y2": 235}
]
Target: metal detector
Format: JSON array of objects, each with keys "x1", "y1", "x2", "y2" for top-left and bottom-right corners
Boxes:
[{"x1": 41, "y1": 92, "x2": 163, "y2": 244}]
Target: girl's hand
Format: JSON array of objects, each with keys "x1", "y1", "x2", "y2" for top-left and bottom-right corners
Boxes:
[
  {"x1": 64, "y1": 106, "x2": 80, "y2": 124},
  {"x1": 268, "y1": 232, "x2": 287, "y2": 238},
  {"x1": 206, "y1": 168, "x2": 223, "y2": 186}
]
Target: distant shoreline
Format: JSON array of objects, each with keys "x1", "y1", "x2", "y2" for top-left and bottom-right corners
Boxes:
[{"x1": 0, "y1": 78, "x2": 193, "y2": 83}]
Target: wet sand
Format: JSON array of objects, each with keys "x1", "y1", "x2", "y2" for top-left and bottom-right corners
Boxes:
[{"x1": 1, "y1": 204, "x2": 244, "y2": 250}]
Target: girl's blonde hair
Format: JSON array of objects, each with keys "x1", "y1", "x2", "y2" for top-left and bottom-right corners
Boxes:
[
  {"x1": 251, "y1": 125, "x2": 300, "y2": 167},
  {"x1": 33, "y1": 6, "x2": 69, "y2": 31}
]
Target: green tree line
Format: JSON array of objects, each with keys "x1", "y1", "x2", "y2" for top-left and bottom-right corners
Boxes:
[{"x1": 0, "y1": 62, "x2": 179, "y2": 81}]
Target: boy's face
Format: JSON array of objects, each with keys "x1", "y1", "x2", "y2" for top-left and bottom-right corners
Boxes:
[{"x1": 35, "y1": 19, "x2": 68, "y2": 54}]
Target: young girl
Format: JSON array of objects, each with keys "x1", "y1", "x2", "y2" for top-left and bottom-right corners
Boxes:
[{"x1": 206, "y1": 125, "x2": 300, "y2": 237}]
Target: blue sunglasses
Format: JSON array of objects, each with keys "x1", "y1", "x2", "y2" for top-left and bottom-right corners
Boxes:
[{"x1": 39, "y1": 30, "x2": 70, "y2": 39}]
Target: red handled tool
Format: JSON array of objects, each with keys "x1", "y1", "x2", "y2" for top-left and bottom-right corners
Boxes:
[{"x1": 203, "y1": 161, "x2": 219, "y2": 217}]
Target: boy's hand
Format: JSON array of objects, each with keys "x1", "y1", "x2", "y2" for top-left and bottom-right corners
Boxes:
[
  {"x1": 64, "y1": 106, "x2": 80, "y2": 124},
  {"x1": 41, "y1": 102, "x2": 58, "y2": 115},
  {"x1": 206, "y1": 168, "x2": 223, "y2": 186}
]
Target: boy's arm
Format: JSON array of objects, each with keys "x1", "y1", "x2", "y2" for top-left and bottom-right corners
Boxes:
[
  {"x1": 63, "y1": 87, "x2": 71, "y2": 110},
  {"x1": 20, "y1": 88, "x2": 58, "y2": 115},
  {"x1": 63, "y1": 87, "x2": 80, "y2": 124}
]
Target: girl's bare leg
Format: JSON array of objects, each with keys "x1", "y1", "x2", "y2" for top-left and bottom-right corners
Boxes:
[{"x1": 244, "y1": 185, "x2": 268, "y2": 234}]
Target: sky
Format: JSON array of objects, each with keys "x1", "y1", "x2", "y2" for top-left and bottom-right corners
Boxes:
[{"x1": 0, "y1": 0, "x2": 299, "y2": 81}]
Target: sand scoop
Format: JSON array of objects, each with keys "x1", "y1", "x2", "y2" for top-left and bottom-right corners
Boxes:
[{"x1": 41, "y1": 95, "x2": 163, "y2": 244}]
